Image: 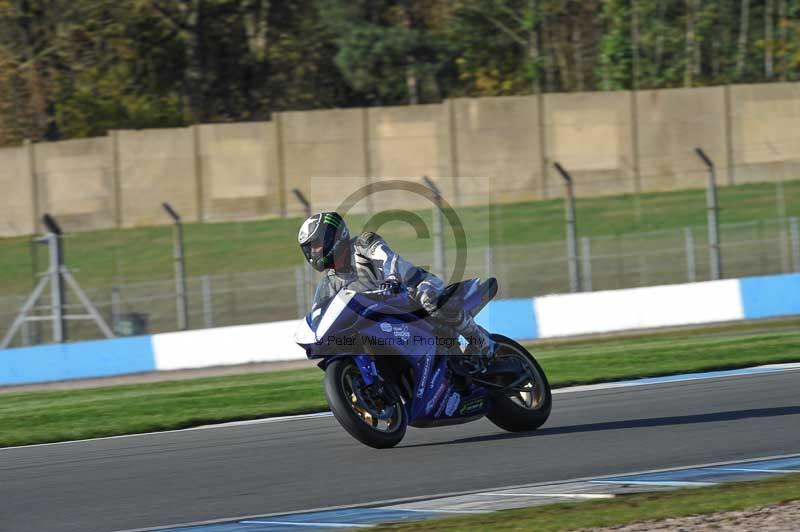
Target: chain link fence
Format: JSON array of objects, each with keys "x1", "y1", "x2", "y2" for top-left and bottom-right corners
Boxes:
[{"x1": 3, "y1": 216, "x2": 798, "y2": 348}]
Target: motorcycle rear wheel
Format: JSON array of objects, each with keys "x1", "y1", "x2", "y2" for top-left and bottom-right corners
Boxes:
[
  {"x1": 486, "y1": 334, "x2": 552, "y2": 432},
  {"x1": 324, "y1": 359, "x2": 407, "y2": 449}
]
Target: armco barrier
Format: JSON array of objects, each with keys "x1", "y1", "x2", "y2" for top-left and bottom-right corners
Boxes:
[{"x1": 1, "y1": 273, "x2": 798, "y2": 386}]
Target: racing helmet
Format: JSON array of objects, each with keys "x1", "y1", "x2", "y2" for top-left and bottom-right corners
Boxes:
[{"x1": 298, "y1": 212, "x2": 349, "y2": 271}]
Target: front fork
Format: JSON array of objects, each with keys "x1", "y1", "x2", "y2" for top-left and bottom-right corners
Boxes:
[{"x1": 324, "y1": 353, "x2": 399, "y2": 419}]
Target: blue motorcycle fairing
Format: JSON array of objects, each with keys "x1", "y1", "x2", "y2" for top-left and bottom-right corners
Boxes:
[{"x1": 295, "y1": 279, "x2": 495, "y2": 425}]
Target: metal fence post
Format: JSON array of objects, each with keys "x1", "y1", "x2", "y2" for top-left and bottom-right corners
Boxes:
[
  {"x1": 42, "y1": 215, "x2": 67, "y2": 342},
  {"x1": 201, "y1": 275, "x2": 213, "y2": 328},
  {"x1": 293, "y1": 189, "x2": 315, "y2": 310},
  {"x1": 790, "y1": 217, "x2": 800, "y2": 273},
  {"x1": 776, "y1": 182, "x2": 790, "y2": 273},
  {"x1": 776, "y1": 180, "x2": 787, "y2": 218},
  {"x1": 779, "y1": 220, "x2": 791, "y2": 273},
  {"x1": 20, "y1": 320, "x2": 30, "y2": 346},
  {"x1": 162, "y1": 203, "x2": 189, "y2": 330},
  {"x1": 554, "y1": 162, "x2": 581, "y2": 292},
  {"x1": 683, "y1": 227, "x2": 697, "y2": 282},
  {"x1": 484, "y1": 246, "x2": 494, "y2": 279},
  {"x1": 695, "y1": 148, "x2": 722, "y2": 279},
  {"x1": 111, "y1": 286, "x2": 121, "y2": 333},
  {"x1": 295, "y1": 266, "x2": 306, "y2": 318},
  {"x1": 422, "y1": 176, "x2": 446, "y2": 282},
  {"x1": 580, "y1": 236, "x2": 592, "y2": 292}
]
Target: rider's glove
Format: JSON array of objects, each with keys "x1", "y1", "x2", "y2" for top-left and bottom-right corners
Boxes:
[{"x1": 380, "y1": 276, "x2": 401, "y2": 295}]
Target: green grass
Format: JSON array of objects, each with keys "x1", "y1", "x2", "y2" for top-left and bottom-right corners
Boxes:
[
  {"x1": 1, "y1": 318, "x2": 798, "y2": 448},
  {"x1": 370, "y1": 473, "x2": 800, "y2": 531},
  {"x1": 1, "y1": 180, "x2": 798, "y2": 295}
]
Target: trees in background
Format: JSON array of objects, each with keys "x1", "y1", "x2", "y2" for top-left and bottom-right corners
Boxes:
[{"x1": 1, "y1": 0, "x2": 798, "y2": 145}]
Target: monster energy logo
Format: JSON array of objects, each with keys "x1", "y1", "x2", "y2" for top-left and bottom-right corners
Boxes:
[{"x1": 323, "y1": 214, "x2": 342, "y2": 229}]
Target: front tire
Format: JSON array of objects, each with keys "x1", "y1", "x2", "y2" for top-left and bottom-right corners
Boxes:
[
  {"x1": 486, "y1": 334, "x2": 552, "y2": 432},
  {"x1": 324, "y1": 359, "x2": 407, "y2": 449}
]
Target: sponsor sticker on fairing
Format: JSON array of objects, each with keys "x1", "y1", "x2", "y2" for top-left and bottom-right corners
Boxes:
[
  {"x1": 380, "y1": 322, "x2": 393, "y2": 333},
  {"x1": 458, "y1": 398, "x2": 485, "y2": 416},
  {"x1": 392, "y1": 324, "x2": 410, "y2": 339},
  {"x1": 416, "y1": 355, "x2": 432, "y2": 398},
  {"x1": 445, "y1": 392, "x2": 461, "y2": 417},
  {"x1": 429, "y1": 367, "x2": 442, "y2": 389},
  {"x1": 434, "y1": 386, "x2": 453, "y2": 418},
  {"x1": 425, "y1": 382, "x2": 448, "y2": 414}
]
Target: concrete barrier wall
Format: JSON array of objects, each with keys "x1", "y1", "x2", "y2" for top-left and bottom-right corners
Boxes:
[
  {"x1": 2, "y1": 273, "x2": 798, "y2": 386},
  {"x1": 197, "y1": 122, "x2": 282, "y2": 221},
  {"x1": 34, "y1": 137, "x2": 116, "y2": 231},
  {"x1": 117, "y1": 127, "x2": 200, "y2": 227},
  {"x1": 543, "y1": 90, "x2": 635, "y2": 198},
  {"x1": 0, "y1": 144, "x2": 35, "y2": 236},
  {"x1": 2, "y1": 81, "x2": 800, "y2": 236},
  {"x1": 730, "y1": 83, "x2": 800, "y2": 184},
  {"x1": 368, "y1": 104, "x2": 454, "y2": 211},
  {"x1": 453, "y1": 96, "x2": 542, "y2": 205},
  {"x1": 282, "y1": 108, "x2": 370, "y2": 216},
  {"x1": 637, "y1": 86, "x2": 729, "y2": 191}
]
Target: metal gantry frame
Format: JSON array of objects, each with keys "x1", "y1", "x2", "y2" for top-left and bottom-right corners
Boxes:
[{"x1": 1, "y1": 215, "x2": 114, "y2": 349}]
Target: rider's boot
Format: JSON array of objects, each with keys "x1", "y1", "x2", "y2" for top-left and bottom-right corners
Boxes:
[{"x1": 459, "y1": 315, "x2": 496, "y2": 373}]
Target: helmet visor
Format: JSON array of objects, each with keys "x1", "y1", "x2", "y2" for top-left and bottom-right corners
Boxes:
[{"x1": 300, "y1": 224, "x2": 339, "y2": 267}]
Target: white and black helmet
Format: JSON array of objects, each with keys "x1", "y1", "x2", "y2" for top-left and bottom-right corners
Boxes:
[{"x1": 298, "y1": 212, "x2": 349, "y2": 271}]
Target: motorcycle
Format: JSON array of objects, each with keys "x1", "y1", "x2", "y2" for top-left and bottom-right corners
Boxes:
[{"x1": 294, "y1": 277, "x2": 551, "y2": 448}]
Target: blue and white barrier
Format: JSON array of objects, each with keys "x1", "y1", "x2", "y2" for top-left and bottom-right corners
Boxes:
[
  {"x1": 1, "y1": 273, "x2": 798, "y2": 386},
  {"x1": 0, "y1": 321, "x2": 305, "y2": 386},
  {"x1": 475, "y1": 273, "x2": 800, "y2": 339}
]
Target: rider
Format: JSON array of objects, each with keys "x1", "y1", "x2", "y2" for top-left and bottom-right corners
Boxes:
[{"x1": 298, "y1": 211, "x2": 496, "y2": 367}]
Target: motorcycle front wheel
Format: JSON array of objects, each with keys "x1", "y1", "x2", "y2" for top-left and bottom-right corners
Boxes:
[
  {"x1": 486, "y1": 334, "x2": 552, "y2": 432},
  {"x1": 323, "y1": 358, "x2": 407, "y2": 449}
]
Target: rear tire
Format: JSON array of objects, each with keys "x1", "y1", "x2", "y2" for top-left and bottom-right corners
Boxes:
[
  {"x1": 486, "y1": 334, "x2": 552, "y2": 432},
  {"x1": 324, "y1": 359, "x2": 407, "y2": 449}
]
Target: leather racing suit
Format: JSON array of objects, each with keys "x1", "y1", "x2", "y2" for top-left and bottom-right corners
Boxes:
[{"x1": 311, "y1": 232, "x2": 492, "y2": 352}]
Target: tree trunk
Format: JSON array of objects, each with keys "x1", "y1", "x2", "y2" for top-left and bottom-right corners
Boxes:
[
  {"x1": 684, "y1": 0, "x2": 695, "y2": 87},
  {"x1": 631, "y1": 0, "x2": 640, "y2": 90},
  {"x1": 765, "y1": 0, "x2": 774, "y2": 79},
  {"x1": 735, "y1": 0, "x2": 750, "y2": 79},
  {"x1": 556, "y1": 22, "x2": 571, "y2": 90},
  {"x1": 542, "y1": 12, "x2": 555, "y2": 91},
  {"x1": 528, "y1": 0, "x2": 541, "y2": 94},
  {"x1": 405, "y1": 62, "x2": 419, "y2": 105},
  {"x1": 400, "y1": 0, "x2": 420, "y2": 104},
  {"x1": 654, "y1": 2, "x2": 666, "y2": 82},
  {"x1": 571, "y1": 6, "x2": 583, "y2": 91},
  {"x1": 778, "y1": 0, "x2": 787, "y2": 80}
]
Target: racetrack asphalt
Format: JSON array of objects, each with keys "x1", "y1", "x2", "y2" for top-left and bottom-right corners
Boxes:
[{"x1": 1, "y1": 369, "x2": 799, "y2": 532}]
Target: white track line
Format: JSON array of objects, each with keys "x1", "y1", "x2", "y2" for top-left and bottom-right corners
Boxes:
[
  {"x1": 714, "y1": 467, "x2": 798, "y2": 474},
  {"x1": 484, "y1": 492, "x2": 615, "y2": 499},
  {"x1": 592, "y1": 480, "x2": 716, "y2": 487},
  {"x1": 240, "y1": 521, "x2": 372, "y2": 528}
]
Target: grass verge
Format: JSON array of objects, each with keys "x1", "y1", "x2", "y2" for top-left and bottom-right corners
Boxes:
[
  {"x1": 0, "y1": 318, "x2": 798, "y2": 447},
  {"x1": 371, "y1": 473, "x2": 800, "y2": 531}
]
